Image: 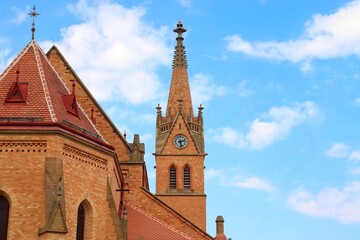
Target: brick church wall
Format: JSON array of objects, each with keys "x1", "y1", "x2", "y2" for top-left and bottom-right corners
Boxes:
[{"x1": 0, "y1": 131, "x2": 123, "y2": 239}]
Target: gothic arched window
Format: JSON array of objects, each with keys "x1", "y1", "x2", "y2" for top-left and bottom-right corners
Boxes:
[
  {"x1": 184, "y1": 166, "x2": 191, "y2": 189},
  {"x1": 76, "y1": 204, "x2": 85, "y2": 240},
  {"x1": 170, "y1": 166, "x2": 176, "y2": 189},
  {"x1": 0, "y1": 195, "x2": 10, "y2": 240}
]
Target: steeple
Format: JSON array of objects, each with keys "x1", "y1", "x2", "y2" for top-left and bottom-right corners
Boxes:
[
  {"x1": 166, "y1": 20, "x2": 193, "y2": 118},
  {"x1": 154, "y1": 21, "x2": 207, "y2": 231}
]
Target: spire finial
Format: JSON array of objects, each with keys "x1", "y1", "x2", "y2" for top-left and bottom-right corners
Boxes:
[
  {"x1": 28, "y1": 5, "x2": 40, "y2": 40},
  {"x1": 173, "y1": 19, "x2": 187, "y2": 39},
  {"x1": 172, "y1": 20, "x2": 188, "y2": 68}
]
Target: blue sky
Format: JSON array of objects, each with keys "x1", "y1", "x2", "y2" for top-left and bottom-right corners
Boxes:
[{"x1": 1, "y1": 0, "x2": 360, "y2": 239}]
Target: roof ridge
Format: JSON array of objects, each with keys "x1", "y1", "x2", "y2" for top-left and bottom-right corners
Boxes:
[
  {"x1": 35, "y1": 42, "x2": 71, "y2": 94},
  {"x1": 0, "y1": 41, "x2": 32, "y2": 82},
  {"x1": 31, "y1": 41, "x2": 57, "y2": 122},
  {"x1": 126, "y1": 203, "x2": 192, "y2": 240}
]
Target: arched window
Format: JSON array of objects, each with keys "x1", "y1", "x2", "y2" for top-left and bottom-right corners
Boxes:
[
  {"x1": 76, "y1": 204, "x2": 85, "y2": 240},
  {"x1": 184, "y1": 166, "x2": 190, "y2": 189},
  {"x1": 170, "y1": 166, "x2": 176, "y2": 189},
  {"x1": 0, "y1": 195, "x2": 10, "y2": 240}
]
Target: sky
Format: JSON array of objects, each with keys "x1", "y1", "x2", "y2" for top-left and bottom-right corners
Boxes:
[{"x1": 1, "y1": 0, "x2": 360, "y2": 239}]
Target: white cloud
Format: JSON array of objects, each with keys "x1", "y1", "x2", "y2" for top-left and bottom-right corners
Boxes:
[
  {"x1": 209, "y1": 101, "x2": 319, "y2": 149},
  {"x1": 205, "y1": 167, "x2": 274, "y2": 193},
  {"x1": 41, "y1": 0, "x2": 171, "y2": 104},
  {"x1": 225, "y1": 0, "x2": 360, "y2": 67},
  {"x1": 190, "y1": 75, "x2": 254, "y2": 106},
  {"x1": 177, "y1": 0, "x2": 192, "y2": 8},
  {"x1": 233, "y1": 177, "x2": 274, "y2": 193},
  {"x1": 348, "y1": 168, "x2": 360, "y2": 175},
  {"x1": 205, "y1": 168, "x2": 223, "y2": 181},
  {"x1": 326, "y1": 143, "x2": 350, "y2": 158},
  {"x1": 237, "y1": 80, "x2": 255, "y2": 97},
  {"x1": 257, "y1": 0, "x2": 266, "y2": 6},
  {"x1": 355, "y1": 98, "x2": 360, "y2": 106},
  {"x1": 324, "y1": 142, "x2": 360, "y2": 162},
  {"x1": 247, "y1": 102, "x2": 318, "y2": 149},
  {"x1": 208, "y1": 127, "x2": 247, "y2": 149},
  {"x1": 9, "y1": 6, "x2": 29, "y2": 25},
  {"x1": 190, "y1": 73, "x2": 228, "y2": 107},
  {"x1": 288, "y1": 182, "x2": 360, "y2": 223},
  {"x1": 349, "y1": 150, "x2": 360, "y2": 162}
]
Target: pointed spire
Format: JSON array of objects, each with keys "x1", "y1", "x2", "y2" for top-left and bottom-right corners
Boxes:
[
  {"x1": 172, "y1": 20, "x2": 187, "y2": 68},
  {"x1": 166, "y1": 20, "x2": 193, "y2": 118},
  {"x1": 28, "y1": 5, "x2": 40, "y2": 40}
]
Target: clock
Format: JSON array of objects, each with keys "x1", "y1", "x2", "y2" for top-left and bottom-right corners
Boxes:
[{"x1": 173, "y1": 134, "x2": 187, "y2": 148}]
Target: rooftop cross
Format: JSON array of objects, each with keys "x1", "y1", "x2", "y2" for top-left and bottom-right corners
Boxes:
[{"x1": 28, "y1": 5, "x2": 40, "y2": 40}]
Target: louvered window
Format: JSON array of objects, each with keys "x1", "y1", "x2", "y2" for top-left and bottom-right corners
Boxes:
[
  {"x1": 170, "y1": 166, "x2": 176, "y2": 189},
  {"x1": 184, "y1": 166, "x2": 190, "y2": 189},
  {"x1": 0, "y1": 195, "x2": 10, "y2": 240}
]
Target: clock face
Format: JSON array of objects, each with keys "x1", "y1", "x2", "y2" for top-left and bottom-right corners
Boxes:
[{"x1": 173, "y1": 134, "x2": 187, "y2": 149}]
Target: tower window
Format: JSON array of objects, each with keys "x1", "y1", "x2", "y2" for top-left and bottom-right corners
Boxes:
[
  {"x1": 76, "y1": 204, "x2": 85, "y2": 240},
  {"x1": 0, "y1": 195, "x2": 10, "y2": 240},
  {"x1": 170, "y1": 166, "x2": 176, "y2": 189},
  {"x1": 184, "y1": 166, "x2": 190, "y2": 189}
]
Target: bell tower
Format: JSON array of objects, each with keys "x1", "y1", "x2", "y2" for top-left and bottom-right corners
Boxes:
[{"x1": 154, "y1": 20, "x2": 207, "y2": 231}]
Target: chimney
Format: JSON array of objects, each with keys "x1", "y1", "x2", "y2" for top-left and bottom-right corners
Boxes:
[{"x1": 214, "y1": 215, "x2": 227, "y2": 240}]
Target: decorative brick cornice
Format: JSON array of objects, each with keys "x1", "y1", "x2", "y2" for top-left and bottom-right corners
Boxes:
[
  {"x1": 62, "y1": 144, "x2": 107, "y2": 170},
  {"x1": 0, "y1": 140, "x2": 47, "y2": 153}
]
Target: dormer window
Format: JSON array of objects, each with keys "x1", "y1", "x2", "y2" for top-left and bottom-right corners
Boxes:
[
  {"x1": 62, "y1": 81, "x2": 79, "y2": 117},
  {"x1": 4, "y1": 69, "x2": 28, "y2": 104},
  {"x1": 62, "y1": 93, "x2": 79, "y2": 117},
  {"x1": 5, "y1": 81, "x2": 29, "y2": 104}
]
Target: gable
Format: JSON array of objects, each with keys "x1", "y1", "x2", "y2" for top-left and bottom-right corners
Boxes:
[
  {"x1": 161, "y1": 113, "x2": 200, "y2": 155},
  {"x1": 46, "y1": 46, "x2": 132, "y2": 161}
]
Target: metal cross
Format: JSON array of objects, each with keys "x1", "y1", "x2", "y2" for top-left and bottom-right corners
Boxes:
[{"x1": 28, "y1": 5, "x2": 40, "y2": 40}]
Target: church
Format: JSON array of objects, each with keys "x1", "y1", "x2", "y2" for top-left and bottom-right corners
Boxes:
[{"x1": 0, "y1": 7, "x2": 227, "y2": 240}]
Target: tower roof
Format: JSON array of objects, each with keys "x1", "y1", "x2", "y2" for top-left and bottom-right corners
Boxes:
[
  {"x1": 0, "y1": 40, "x2": 105, "y2": 145},
  {"x1": 166, "y1": 20, "x2": 193, "y2": 118}
]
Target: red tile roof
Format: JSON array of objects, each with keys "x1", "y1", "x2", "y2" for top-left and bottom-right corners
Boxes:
[
  {"x1": 0, "y1": 40, "x2": 104, "y2": 143},
  {"x1": 127, "y1": 203, "x2": 192, "y2": 240}
]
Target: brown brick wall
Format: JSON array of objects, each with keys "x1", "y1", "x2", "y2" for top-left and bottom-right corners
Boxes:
[
  {"x1": 159, "y1": 194, "x2": 206, "y2": 231},
  {"x1": 0, "y1": 131, "x2": 122, "y2": 239}
]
